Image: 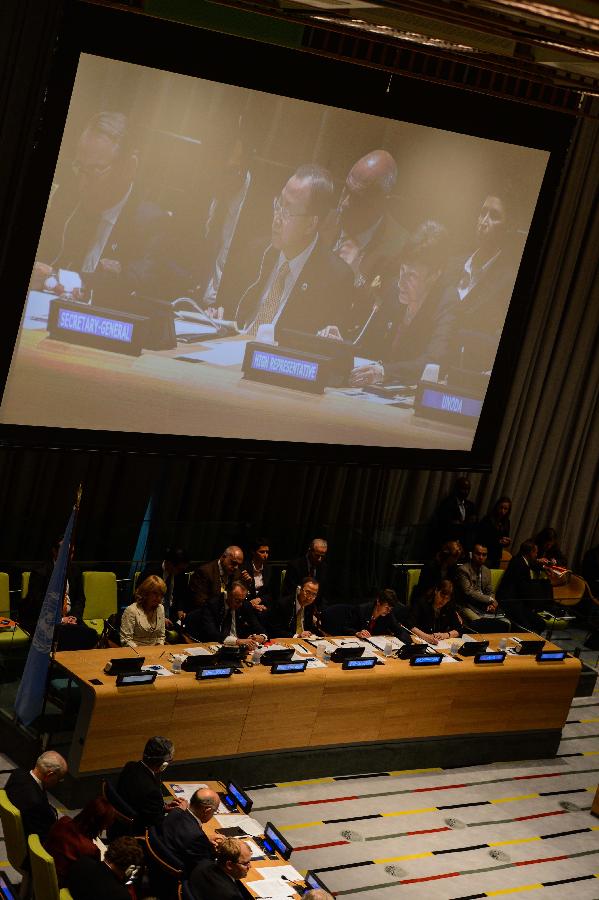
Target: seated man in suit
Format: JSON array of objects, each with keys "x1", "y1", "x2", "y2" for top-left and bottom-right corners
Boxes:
[
  {"x1": 140, "y1": 546, "x2": 191, "y2": 625},
  {"x1": 190, "y1": 837, "x2": 252, "y2": 900},
  {"x1": 115, "y1": 736, "x2": 185, "y2": 831},
  {"x1": 268, "y1": 577, "x2": 321, "y2": 639},
  {"x1": 189, "y1": 546, "x2": 245, "y2": 608},
  {"x1": 154, "y1": 787, "x2": 219, "y2": 876},
  {"x1": 5, "y1": 751, "x2": 67, "y2": 843},
  {"x1": 282, "y1": 538, "x2": 328, "y2": 607},
  {"x1": 455, "y1": 543, "x2": 510, "y2": 632},
  {"x1": 185, "y1": 581, "x2": 266, "y2": 650},
  {"x1": 234, "y1": 164, "x2": 353, "y2": 338},
  {"x1": 67, "y1": 835, "x2": 143, "y2": 900},
  {"x1": 496, "y1": 539, "x2": 549, "y2": 633}
]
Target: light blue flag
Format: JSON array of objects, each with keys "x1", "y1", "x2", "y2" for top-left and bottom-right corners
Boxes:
[
  {"x1": 128, "y1": 494, "x2": 154, "y2": 600},
  {"x1": 15, "y1": 504, "x2": 77, "y2": 727}
]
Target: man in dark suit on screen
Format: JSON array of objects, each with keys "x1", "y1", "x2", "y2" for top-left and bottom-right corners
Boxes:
[
  {"x1": 234, "y1": 165, "x2": 353, "y2": 339},
  {"x1": 5, "y1": 751, "x2": 67, "y2": 843},
  {"x1": 154, "y1": 787, "x2": 219, "y2": 876}
]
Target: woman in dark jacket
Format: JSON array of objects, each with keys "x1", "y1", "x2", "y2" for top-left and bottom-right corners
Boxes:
[{"x1": 411, "y1": 579, "x2": 463, "y2": 645}]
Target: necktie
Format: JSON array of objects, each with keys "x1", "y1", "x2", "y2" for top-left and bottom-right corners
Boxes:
[
  {"x1": 295, "y1": 607, "x2": 304, "y2": 635},
  {"x1": 249, "y1": 261, "x2": 290, "y2": 335}
]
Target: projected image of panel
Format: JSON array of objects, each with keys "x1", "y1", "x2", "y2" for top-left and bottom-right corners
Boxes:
[{"x1": 0, "y1": 54, "x2": 549, "y2": 451}]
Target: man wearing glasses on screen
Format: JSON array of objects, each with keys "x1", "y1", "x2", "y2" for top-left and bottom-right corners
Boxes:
[
  {"x1": 235, "y1": 165, "x2": 353, "y2": 338},
  {"x1": 30, "y1": 111, "x2": 179, "y2": 308}
]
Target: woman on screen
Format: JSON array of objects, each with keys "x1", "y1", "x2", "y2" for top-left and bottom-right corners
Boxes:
[
  {"x1": 120, "y1": 575, "x2": 166, "y2": 647},
  {"x1": 411, "y1": 579, "x2": 463, "y2": 645}
]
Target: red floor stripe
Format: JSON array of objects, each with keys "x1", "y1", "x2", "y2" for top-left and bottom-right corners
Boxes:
[
  {"x1": 406, "y1": 827, "x2": 452, "y2": 836},
  {"x1": 515, "y1": 854, "x2": 569, "y2": 866},
  {"x1": 400, "y1": 871, "x2": 461, "y2": 884},
  {"x1": 514, "y1": 810, "x2": 568, "y2": 822},
  {"x1": 293, "y1": 840, "x2": 351, "y2": 852},
  {"x1": 414, "y1": 783, "x2": 468, "y2": 792},
  {"x1": 514, "y1": 773, "x2": 562, "y2": 780},
  {"x1": 299, "y1": 796, "x2": 358, "y2": 805}
]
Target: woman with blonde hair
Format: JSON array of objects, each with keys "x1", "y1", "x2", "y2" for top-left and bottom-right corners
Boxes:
[{"x1": 120, "y1": 575, "x2": 166, "y2": 647}]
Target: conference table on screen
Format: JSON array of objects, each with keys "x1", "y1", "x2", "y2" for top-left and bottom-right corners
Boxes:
[
  {"x1": 1, "y1": 327, "x2": 474, "y2": 449},
  {"x1": 54, "y1": 635, "x2": 581, "y2": 777},
  {"x1": 163, "y1": 779, "x2": 309, "y2": 899}
]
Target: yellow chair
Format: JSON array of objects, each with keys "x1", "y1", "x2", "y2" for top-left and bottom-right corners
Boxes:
[
  {"x1": 21, "y1": 571, "x2": 30, "y2": 599},
  {"x1": 28, "y1": 833, "x2": 60, "y2": 900},
  {"x1": 406, "y1": 568, "x2": 421, "y2": 604},
  {"x1": 59, "y1": 890, "x2": 74, "y2": 900},
  {"x1": 82, "y1": 571, "x2": 118, "y2": 635},
  {"x1": 490, "y1": 568, "x2": 504, "y2": 593},
  {"x1": 0, "y1": 788, "x2": 27, "y2": 877},
  {"x1": 0, "y1": 571, "x2": 29, "y2": 648}
]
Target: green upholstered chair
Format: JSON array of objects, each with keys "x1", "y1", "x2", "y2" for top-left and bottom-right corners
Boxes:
[
  {"x1": 406, "y1": 568, "x2": 421, "y2": 604},
  {"x1": 28, "y1": 833, "x2": 60, "y2": 900},
  {"x1": 0, "y1": 571, "x2": 29, "y2": 648},
  {"x1": 0, "y1": 788, "x2": 27, "y2": 875},
  {"x1": 490, "y1": 568, "x2": 504, "y2": 594},
  {"x1": 59, "y1": 890, "x2": 75, "y2": 900},
  {"x1": 21, "y1": 571, "x2": 30, "y2": 600},
  {"x1": 82, "y1": 571, "x2": 118, "y2": 636}
]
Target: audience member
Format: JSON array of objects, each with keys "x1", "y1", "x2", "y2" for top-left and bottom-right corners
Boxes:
[
  {"x1": 496, "y1": 539, "x2": 550, "y2": 633},
  {"x1": 431, "y1": 475, "x2": 478, "y2": 551},
  {"x1": 115, "y1": 736, "x2": 183, "y2": 831},
  {"x1": 534, "y1": 527, "x2": 568, "y2": 567},
  {"x1": 476, "y1": 496, "x2": 512, "y2": 568},
  {"x1": 411, "y1": 580, "x2": 463, "y2": 645},
  {"x1": 154, "y1": 787, "x2": 219, "y2": 876},
  {"x1": 235, "y1": 165, "x2": 353, "y2": 338},
  {"x1": 282, "y1": 538, "x2": 329, "y2": 605},
  {"x1": 413, "y1": 541, "x2": 462, "y2": 601},
  {"x1": 354, "y1": 588, "x2": 411, "y2": 638},
  {"x1": 140, "y1": 547, "x2": 191, "y2": 623},
  {"x1": 240, "y1": 537, "x2": 273, "y2": 612},
  {"x1": 269, "y1": 576, "x2": 321, "y2": 639},
  {"x1": 185, "y1": 581, "x2": 266, "y2": 649},
  {"x1": 582, "y1": 544, "x2": 599, "y2": 598},
  {"x1": 189, "y1": 546, "x2": 244, "y2": 607},
  {"x1": 67, "y1": 835, "x2": 143, "y2": 900},
  {"x1": 189, "y1": 837, "x2": 252, "y2": 900},
  {"x1": 455, "y1": 543, "x2": 510, "y2": 632},
  {"x1": 120, "y1": 575, "x2": 166, "y2": 647},
  {"x1": 44, "y1": 796, "x2": 115, "y2": 885},
  {"x1": 303, "y1": 890, "x2": 334, "y2": 900},
  {"x1": 5, "y1": 751, "x2": 67, "y2": 843},
  {"x1": 349, "y1": 220, "x2": 450, "y2": 386},
  {"x1": 30, "y1": 111, "x2": 180, "y2": 309},
  {"x1": 18, "y1": 536, "x2": 97, "y2": 650}
]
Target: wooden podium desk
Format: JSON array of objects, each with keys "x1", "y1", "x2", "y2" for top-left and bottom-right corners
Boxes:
[{"x1": 55, "y1": 636, "x2": 581, "y2": 778}]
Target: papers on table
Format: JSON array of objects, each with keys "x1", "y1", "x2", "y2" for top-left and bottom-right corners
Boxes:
[
  {"x1": 290, "y1": 654, "x2": 328, "y2": 669},
  {"x1": 169, "y1": 782, "x2": 208, "y2": 800},
  {"x1": 142, "y1": 664, "x2": 174, "y2": 677},
  {"x1": 433, "y1": 640, "x2": 456, "y2": 651},
  {"x1": 185, "y1": 646, "x2": 214, "y2": 656},
  {"x1": 243, "y1": 838, "x2": 265, "y2": 860},
  {"x1": 255, "y1": 866, "x2": 303, "y2": 882},
  {"x1": 263, "y1": 643, "x2": 289, "y2": 652},
  {"x1": 440, "y1": 655, "x2": 458, "y2": 663},
  {"x1": 214, "y1": 814, "x2": 264, "y2": 837},
  {"x1": 179, "y1": 340, "x2": 248, "y2": 366},
  {"x1": 247, "y1": 879, "x2": 296, "y2": 898},
  {"x1": 366, "y1": 635, "x2": 404, "y2": 652}
]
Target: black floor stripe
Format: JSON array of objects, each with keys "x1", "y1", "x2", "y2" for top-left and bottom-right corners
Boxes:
[
  {"x1": 543, "y1": 873, "x2": 596, "y2": 887},
  {"x1": 449, "y1": 894, "x2": 486, "y2": 900},
  {"x1": 244, "y1": 783, "x2": 276, "y2": 790},
  {"x1": 334, "y1": 773, "x2": 390, "y2": 781},
  {"x1": 556, "y1": 752, "x2": 583, "y2": 757},
  {"x1": 313, "y1": 860, "x2": 374, "y2": 873},
  {"x1": 323, "y1": 814, "x2": 381, "y2": 824},
  {"x1": 437, "y1": 801, "x2": 491, "y2": 810},
  {"x1": 561, "y1": 732, "x2": 599, "y2": 740},
  {"x1": 541, "y1": 827, "x2": 592, "y2": 839},
  {"x1": 539, "y1": 787, "x2": 589, "y2": 796},
  {"x1": 433, "y1": 843, "x2": 488, "y2": 855}
]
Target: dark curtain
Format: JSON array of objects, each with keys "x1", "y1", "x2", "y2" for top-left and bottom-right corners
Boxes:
[{"x1": 0, "y1": 3, "x2": 597, "y2": 597}]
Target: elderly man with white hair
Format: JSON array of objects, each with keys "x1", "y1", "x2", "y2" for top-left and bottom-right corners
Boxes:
[{"x1": 5, "y1": 750, "x2": 67, "y2": 841}]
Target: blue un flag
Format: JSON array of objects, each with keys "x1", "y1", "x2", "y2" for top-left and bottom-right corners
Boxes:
[{"x1": 14, "y1": 505, "x2": 77, "y2": 727}]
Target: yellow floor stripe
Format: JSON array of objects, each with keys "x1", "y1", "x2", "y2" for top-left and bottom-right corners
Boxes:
[
  {"x1": 583, "y1": 750, "x2": 599, "y2": 755},
  {"x1": 279, "y1": 820, "x2": 323, "y2": 830},
  {"x1": 580, "y1": 718, "x2": 599, "y2": 723},
  {"x1": 382, "y1": 807, "x2": 437, "y2": 817},
  {"x1": 487, "y1": 884, "x2": 542, "y2": 896},
  {"x1": 491, "y1": 794, "x2": 538, "y2": 804},
  {"x1": 489, "y1": 837, "x2": 541, "y2": 847},
  {"x1": 275, "y1": 777, "x2": 334, "y2": 787},
  {"x1": 388, "y1": 768, "x2": 443, "y2": 776},
  {"x1": 373, "y1": 852, "x2": 433, "y2": 863}
]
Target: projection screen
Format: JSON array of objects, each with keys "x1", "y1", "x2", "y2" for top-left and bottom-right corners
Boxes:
[{"x1": 0, "y1": 53, "x2": 549, "y2": 452}]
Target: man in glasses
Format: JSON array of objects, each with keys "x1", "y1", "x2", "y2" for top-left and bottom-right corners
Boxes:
[
  {"x1": 268, "y1": 576, "x2": 322, "y2": 639},
  {"x1": 30, "y1": 111, "x2": 178, "y2": 308},
  {"x1": 235, "y1": 164, "x2": 353, "y2": 337},
  {"x1": 190, "y1": 838, "x2": 253, "y2": 900}
]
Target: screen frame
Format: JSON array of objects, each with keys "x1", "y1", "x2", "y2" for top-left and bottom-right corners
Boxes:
[{"x1": 0, "y1": 0, "x2": 574, "y2": 470}]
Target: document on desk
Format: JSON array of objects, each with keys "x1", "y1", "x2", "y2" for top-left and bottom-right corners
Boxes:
[
  {"x1": 290, "y1": 654, "x2": 327, "y2": 669},
  {"x1": 142, "y1": 664, "x2": 174, "y2": 677},
  {"x1": 214, "y1": 814, "x2": 264, "y2": 837},
  {"x1": 254, "y1": 865, "x2": 303, "y2": 882},
  {"x1": 246, "y1": 879, "x2": 296, "y2": 898},
  {"x1": 177, "y1": 340, "x2": 249, "y2": 367},
  {"x1": 184, "y1": 646, "x2": 214, "y2": 656},
  {"x1": 367, "y1": 635, "x2": 404, "y2": 652}
]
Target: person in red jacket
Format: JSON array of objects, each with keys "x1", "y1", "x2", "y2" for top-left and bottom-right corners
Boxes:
[{"x1": 44, "y1": 796, "x2": 116, "y2": 885}]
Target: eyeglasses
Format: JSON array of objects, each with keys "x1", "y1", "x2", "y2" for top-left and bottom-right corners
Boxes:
[
  {"x1": 273, "y1": 195, "x2": 311, "y2": 223},
  {"x1": 302, "y1": 589, "x2": 318, "y2": 599}
]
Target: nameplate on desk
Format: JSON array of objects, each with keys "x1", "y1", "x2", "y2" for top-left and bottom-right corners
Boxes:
[
  {"x1": 116, "y1": 671, "x2": 157, "y2": 686},
  {"x1": 342, "y1": 657, "x2": 376, "y2": 670},
  {"x1": 474, "y1": 652, "x2": 506, "y2": 665},
  {"x1": 242, "y1": 341, "x2": 332, "y2": 393},
  {"x1": 271, "y1": 660, "x2": 307, "y2": 674},
  {"x1": 47, "y1": 299, "x2": 149, "y2": 356},
  {"x1": 195, "y1": 666, "x2": 234, "y2": 680},
  {"x1": 410, "y1": 654, "x2": 443, "y2": 666},
  {"x1": 415, "y1": 383, "x2": 483, "y2": 424},
  {"x1": 536, "y1": 650, "x2": 567, "y2": 662}
]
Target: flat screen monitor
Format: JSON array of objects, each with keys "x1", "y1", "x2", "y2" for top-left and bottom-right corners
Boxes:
[{"x1": 0, "y1": 3, "x2": 567, "y2": 468}]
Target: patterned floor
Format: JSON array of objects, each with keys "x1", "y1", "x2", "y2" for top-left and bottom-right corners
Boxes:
[{"x1": 2, "y1": 628, "x2": 599, "y2": 898}]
